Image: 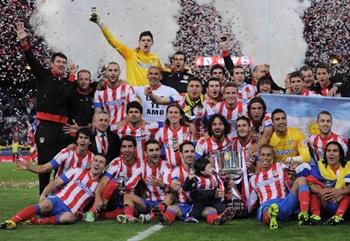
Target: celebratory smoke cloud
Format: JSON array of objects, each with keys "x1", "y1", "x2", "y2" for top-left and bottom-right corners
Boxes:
[{"x1": 31, "y1": 0, "x2": 310, "y2": 85}]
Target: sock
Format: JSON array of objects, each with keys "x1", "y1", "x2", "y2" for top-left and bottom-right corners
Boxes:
[
  {"x1": 123, "y1": 205, "x2": 135, "y2": 218},
  {"x1": 205, "y1": 210, "x2": 218, "y2": 224},
  {"x1": 11, "y1": 205, "x2": 41, "y2": 223},
  {"x1": 100, "y1": 208, "x2": 123, "y2": 219},
  {"x1": 310, "y1": 194, "x2": 321, "y2": 216},
  {"x1": 298, "y1": 184, "x2": 310, "y2": 212},
  {"x1": 262, "y1": 211, "x2": 270, "y2": 224},
  {"x1": 336, "y1": 195, "x2": 350, "y2": 217},
  {"x1": 163, "y1": 207, "x2": 177, "y2": 224},
  {"x1": 31, "y1": 215, "x2": 59, "y2": 225},
  {"x1": 101, "y1": 180, "x2": 118, "y2": 201}
]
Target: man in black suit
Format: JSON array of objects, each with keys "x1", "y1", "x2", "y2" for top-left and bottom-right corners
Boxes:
[{"x1": 91, "y1": 111, "x2": 120, "y2": 164}]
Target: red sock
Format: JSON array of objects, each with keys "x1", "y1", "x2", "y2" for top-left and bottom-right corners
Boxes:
[
  {"x1": 298, "y1": 185, "x2": 310, "y2": 212},
  {"x1": 31, "y1": 216, "x2": 59, "y2": 225},
  {"x1": 310, "y1": 194, "x2": 321, "y2": 216},
  {"x1": 336, "y1": 195, "x2": 350, "y2": 217},
  {"x1": 123, "y1": 205, "x2": 135, "y2": 218},
  {"x1": 206, "y1": 213, "x2": 218, "y2": 224},
  {"x1": 11, "y1": 205, "x2": 40, "y2": 223},
  {"x1": 100, "y1": 208, "x2": 123, "y2": 219},
  {"x1": 262, "y1": 211, "x2": 269, "y2": 224},
  {"x1": 102, "y1": 180, "x2": 118, "y2": 201},
  {"x1": 163, "y1": 208, "x2": 176, "y2": 224}
]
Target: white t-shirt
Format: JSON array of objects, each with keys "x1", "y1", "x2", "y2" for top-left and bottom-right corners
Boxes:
[{"x1": 135, "y1": 85, "x2": 178, "y2": 123}]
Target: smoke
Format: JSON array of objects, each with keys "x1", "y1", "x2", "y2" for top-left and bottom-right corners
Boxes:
[
  {"x1": 215, "y1": 0, "x2": 311, "y2": 85},
  {"x1": 31, "y1": 0, "x2": 310, "y2": 85},
  {"x1": 30, "y1": 0, "x2": 179, "y2": 80}
]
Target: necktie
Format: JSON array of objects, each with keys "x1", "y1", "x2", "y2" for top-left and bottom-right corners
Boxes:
[{"x1": 101, "y1": 133, "x2": 106, "y2": 154}]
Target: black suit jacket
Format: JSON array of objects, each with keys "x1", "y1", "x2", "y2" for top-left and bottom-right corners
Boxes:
[{"x1": 90, "y1": 129, "x2": 120, "y2": 165}]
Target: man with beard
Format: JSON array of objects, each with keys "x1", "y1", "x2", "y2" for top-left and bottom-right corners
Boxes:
[
  {"x1": 94, "y1": 62, "x2": 137, "y2": 132},
  {"x1": 16, "y1": 128, "x2": 94, "y2": 177},
  {"x1": 308, "y1": 111, "x2": 348, "y2": 165},
  {"x1": 162, "y1": 51, "x2": 193, "y2": 93},
  {"x1": 269, "y1": 109, "x2": 311, "y2": 168},
  {"x1": 211, "y1": 82, "x2": 247, "y2": 139},
  {"x1": 90, "y1": 13, "x2": 165, "y2": 86},
  {"x1": 134, "y1": 66, "x2": 178, "y2": 123}
]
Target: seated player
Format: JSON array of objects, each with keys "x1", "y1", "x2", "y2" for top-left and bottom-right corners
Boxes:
[
  {"x1": 16, "y1": 128, "x2": 94, "y2": 177},
  {"x1": 183, "y1": 158, "x2": 235, "y2": 224},
  {"x1": 306, "y1": 141, "x2": 350, "y2": 225},
  {"x1": 0, "y1": 154, "x2": 107, "y2": 229},
  {"x1": 250, "y1": 145, "x2": 310, "y2": 229}
]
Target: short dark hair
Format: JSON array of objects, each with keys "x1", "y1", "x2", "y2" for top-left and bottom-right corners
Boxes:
[
  {"x1": 236, "y1": 115, "x2": 250, "y2": 126},
  {"x1": 315, "y1": 63, "x2": 330, "y2": 74},
  {"x1": 205, "y1": 77, "x2": 220, "y2": 88},
  {"x1": 322, "y1": 141, "x2": 346, "y2": 167},
  {"x1": 271, "y1": 108, "x2": 286, "y2": 120},
  {"x1": 299, "y1": 65, "x2": 313, "y2": 73},
  {"x1": 144, "y1": 139, "x2": 160, "y2": 152},
  {"x1": 179, "y1": 141, "x2": 195, "y2": 153},
  {"x1": 207, "y1": 114, "x2": 230, "y2": 137},
  {"x1": 317, "y1": 111, "x2": 332, "y2": 121},
  {"x1": 257, "y1": 76, "x2": 272, "y2": 93},
  {"x1": 210, "y1": 64, "x2": 226, "y2": 75},
  {"x1": 223, "y1": 82, "x2": 238, "y2": 92},
  {"x1": 127, "y1": 101, "x2": 143, "y2": 114},
  {"x1": 173, "y1": 50, "x2": 187, "y2": 62},
  {"x1": 139, "y1": 31, "x2": 153, "y2": 41},
  {"x1": 76, "y1": 127, "x2": 92, "y2": 141},
  {"x1": 194, "y1": 158, "x2": 210, "y2": 176},
  {"x1": 289, "y1": 71, "x2": 303, "y2": 80},
  {"x1": 77, "y1": 69, "x2": 91, "y2": 79},
  {"x1": 120, "y1": 135, "x2": 137, "y2": 148},
  {"x1": 188, "y1": 77, "x2": 203, "y2": 86},
  {"x1": 50, "y1": 52, "x2": 67, "y2": 63}
]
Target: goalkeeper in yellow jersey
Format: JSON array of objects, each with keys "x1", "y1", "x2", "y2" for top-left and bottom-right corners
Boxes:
[
  {"x1": 90, "y1": 10, "x2": 166, "y2": 86},
  {"x1": 269, "y1": 109, "x2": 311, "y2": 172}
]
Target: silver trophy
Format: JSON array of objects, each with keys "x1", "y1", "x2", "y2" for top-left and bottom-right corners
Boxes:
[{"x1": 212, "y1": 147, "x2": 243, "y2": 174}]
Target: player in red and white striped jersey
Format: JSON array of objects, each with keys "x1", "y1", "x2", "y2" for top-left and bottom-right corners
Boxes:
[
  {"x1": 117, "y1": 101, "x2": 159, "y2": 162},
  {"x1": 2, "y1": 155, "x2": 106, "y2": 228},
  {"x1": 156, "y1": 103, "x2": 194, "y2": 167},
  {"x1": 158, "y1": 141, "x2": 196, "y2": 225},
  {"x1": 287, "y1": 71, "x2": 319, "y2": 96},
  {"x1": 250, "y1": 145, "x2": 310, "y2": 229},
  {"x1": 308, "y1": 111, "x2": 348, "y2": 165},
  {"x1": 87, "y1": 136, "x2": 143, "y2": 222},
  {"x1": 116, "y1": 139, "x2": 173, "y2": 223},
  {"x1": 210, "y1": 82, "x2": 247, "y2": 139},
  {"x1": 145, "y1": 78, "x2": 207, "y2": 138},
  {"x1": 232, "y1": 65, "x2": 256, "y2": 104},
  {"x1": 94, "y1": 62, "x2": 137, "y2": 132},
  {"x1": 247, "y1": 97, "x2": 273, "y2": 155},
  {"x1": 16, "y1": 128, "x2": 94, "y2": 178}
]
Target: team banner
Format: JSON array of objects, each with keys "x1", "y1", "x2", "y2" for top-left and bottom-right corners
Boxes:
[{"x1": 260, "y1": 94, "x2": 350, "y2": 138}]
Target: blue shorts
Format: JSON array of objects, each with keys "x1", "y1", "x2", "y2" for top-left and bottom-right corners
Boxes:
[
  {"x1": 143, "y1": 200, "x2": 161, "y2": 213},
  {"x1": 47, "y1": 196, "x2": 71, "y2": 216},
  {"x1": 176, "y1": 202, "x2": 193, "y2": 220},
  {"x1": 257, "y1": 192, "x2": 299, "y2": 221}
]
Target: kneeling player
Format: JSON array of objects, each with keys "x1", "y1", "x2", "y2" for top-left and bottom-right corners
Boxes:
[
  {"x1": 250, "y1": 145, "x2": 310, "y2": 229},
  {"x1": 1, "y1": 154, "x2": 107, "y2": 229}
]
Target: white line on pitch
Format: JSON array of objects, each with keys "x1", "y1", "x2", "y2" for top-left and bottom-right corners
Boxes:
[{"x1": 127, "y1": 224, "x2": 164, "y2": 241}]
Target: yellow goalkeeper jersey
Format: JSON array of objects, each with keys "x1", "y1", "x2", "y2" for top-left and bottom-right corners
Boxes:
[
  {"x1": 101, "y1": 26, "x2": 164, "y2": 86},
  {"x1": 269, "y1": 127, "x2": 310, "y2": 163}
]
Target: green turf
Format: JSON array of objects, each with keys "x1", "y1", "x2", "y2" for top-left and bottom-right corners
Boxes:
[{"x1": 1, "y1": 163, "x2": 350, "y2": 241}]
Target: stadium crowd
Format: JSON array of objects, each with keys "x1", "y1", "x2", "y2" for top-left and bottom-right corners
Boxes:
[{"x1": 1, "y1": 0, "x2": 350, "y2": 231}]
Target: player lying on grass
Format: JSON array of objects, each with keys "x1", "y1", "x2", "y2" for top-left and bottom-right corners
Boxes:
[
  {"x1": 250, "y1": 144, "x2": 311, "y2": 229},
  {"x1": 1, "y1": 154, "x2": 107, "y2": 230},
  {"x1": 306, "y1": 141, "x2": 350, "y2": 225},
  {"x1": 182, "y1": 157, "x2": 235, "y2": 224}
]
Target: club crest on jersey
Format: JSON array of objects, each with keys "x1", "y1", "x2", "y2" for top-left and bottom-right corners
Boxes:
[{"x1": 39, "y1": 137, "x2": 45, "y2": 143}]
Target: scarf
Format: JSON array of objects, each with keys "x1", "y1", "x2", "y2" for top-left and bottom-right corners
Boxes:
[
  {"x1": 183, "y1": 94, "x2": 204, "y2": 118},
  {"x1": 317, "y1": 160, "x2": 350, "y2": 189}
]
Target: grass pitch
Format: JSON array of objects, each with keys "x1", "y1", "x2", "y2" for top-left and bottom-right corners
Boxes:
[{"x1": 1, "y1": 163, "x2": 350, "y2": 241}]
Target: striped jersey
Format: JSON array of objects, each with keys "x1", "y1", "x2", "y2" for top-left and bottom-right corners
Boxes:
[
  {"x1": 165, "y1": 165, "x2": 191, "y2": 203},
  {"x1": 250, "y1": 163, "x2": 290, "y2": 205},
  {"x1": 238, "y1": 83, "x2": 256, "y2": 104},
  {"x1": 49, "y1": 148, "x2": 94, "y2": 177},
  {"x1": 192, "y1": 173, "x2": 224, "y2": 191},
  {"x1": 94, "y1": 84, "x2": 136, "y2": 132},
  {"x1": 155, "y1": 125, "x2": 194, "y2": 167},
  {"x1": 57, "y1": 168, "x2": 99, "y2": 213}
]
